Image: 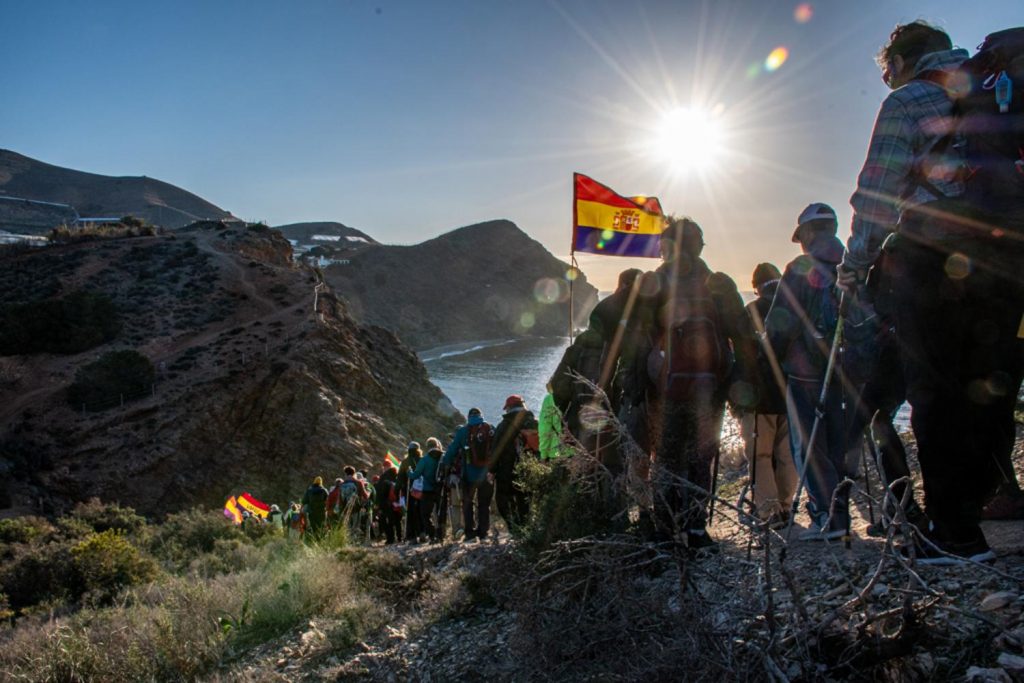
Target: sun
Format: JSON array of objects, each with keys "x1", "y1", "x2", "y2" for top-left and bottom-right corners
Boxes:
[{"x1": 650, "y1": 106, "x2": 725, "y2": 174}]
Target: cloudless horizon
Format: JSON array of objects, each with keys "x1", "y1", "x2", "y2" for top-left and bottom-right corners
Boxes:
[{"x1": 2, "y1": 0, "x2": 1020, "y2": 290}]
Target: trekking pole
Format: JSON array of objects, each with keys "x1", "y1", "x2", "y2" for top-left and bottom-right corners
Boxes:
[
  {"x1": 784, "y1": 292, "x2": 847, "y2": 542},
  {"x1": 744, "y1": 412, "x2": 759, "y2": 562}
]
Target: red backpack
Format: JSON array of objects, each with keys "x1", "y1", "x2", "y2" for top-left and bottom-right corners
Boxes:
[{"x1": 466, "y1": 422, "x2": 494, "y2": 467}]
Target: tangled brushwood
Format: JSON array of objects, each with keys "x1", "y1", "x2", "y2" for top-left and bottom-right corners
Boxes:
[{"x1": 505, "y1": 378, "x2": 1024, "y2": 681}]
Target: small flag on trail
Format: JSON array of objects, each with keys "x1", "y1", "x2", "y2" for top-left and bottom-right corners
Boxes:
[
  {"x1": 224, "y1": 496, "x2": 242, "y2": 525},
  {"x1": 238, "y1": 492, "x2": 270, "y2": 518},
  {"x1": 572, "y1": 173, "x2": 665, "y2": 258},
  {"x1": 385, "y1": 451, "x2": 401, "y2": 469}
]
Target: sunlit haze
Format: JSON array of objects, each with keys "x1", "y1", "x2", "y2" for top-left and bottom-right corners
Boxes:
[{"x1": 2, "y1": 0, "x2": 1021, "y2": 292}]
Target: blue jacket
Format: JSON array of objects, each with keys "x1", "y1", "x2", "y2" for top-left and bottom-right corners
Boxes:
[
  {"x1": 409, "y1": 449, "x2": 442, "y2": 493},
  {"x1": 765, "y1": 234, "x2": 844, "y2": 382},
  {"x1": 442, "y1": 414, "x2": 490, "y2": 484}
]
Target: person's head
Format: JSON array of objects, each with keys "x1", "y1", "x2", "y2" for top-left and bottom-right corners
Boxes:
[
  {"x1": 407, "y1": 440, "x2": 421, "y2": 454},
  {"x1": 503, "y1": 394, "x2": 525, "y2": 412},
  {"x1": 660, "y1": 216, "x2": 704, "y2": 262},
  {"x1": 343, "y1": 465, "x2": 356, "y2": 477},
  {"x1": 313, "y1": 476, "x2": 323, "y2": 487},
  {"x1": 877, "y1": 21, "x2": 952, "y2": 89},
  {"x1": 751, "y1": 262, "x2": 782, "y2": 295},
  {"x1": 616, "y1": 268, "x2": 643, "y2": 292},
  {"x1": 467, "y1": 407, "x2": 482, "y2": 419},
  {"x1": 792, "y1": 203, "x2": 838, "y2": 249},
  {"x1": 270, "y1": 504, "x2": 280, "y2": 513},
  {"x1": 425, "y1": 436, "x2": 442, "y2": 451}
]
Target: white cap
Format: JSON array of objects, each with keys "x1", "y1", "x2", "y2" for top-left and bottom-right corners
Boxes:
[{"x1": 793, "y1": 202, "x2": 838, "y2": 242}]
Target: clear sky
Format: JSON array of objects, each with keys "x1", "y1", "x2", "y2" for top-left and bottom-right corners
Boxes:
[{"x1": 2, "y1": 0, "x2": 1020, "y2": 291}]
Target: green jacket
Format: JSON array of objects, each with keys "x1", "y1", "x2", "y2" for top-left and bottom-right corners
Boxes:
[{"x1": 539, "y1": 392, "x2": 571, "y2": 459}]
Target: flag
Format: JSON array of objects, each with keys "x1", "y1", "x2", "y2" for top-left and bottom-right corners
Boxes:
[
  {"x1": 572, "y1": 173, "x2": 665, "y2": 258},
  {"x1": 238, "y1": 492, "x2": 270, "y2": 518},
  {"x1": 224, "y1": 496, "x2": 243, "y2": 525},
  {"x1": 385, "y1": 451, "x2": 401, "y2": 469}
]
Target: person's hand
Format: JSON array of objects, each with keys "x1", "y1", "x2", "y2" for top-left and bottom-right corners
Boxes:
[
  {"x1": 486, "y1": 472, "x2": 495, "y2": 485},
  {"x1": 447, "y1": 474, "x2": 460, "y2": 488},
  {"x1": 836, "y1": 263, "x2": 864, "y2": 294}
]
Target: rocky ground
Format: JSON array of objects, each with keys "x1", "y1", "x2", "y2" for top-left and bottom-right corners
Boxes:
[{"x1": 213, "y1": 436, "x2": 1024, "y2": 682}]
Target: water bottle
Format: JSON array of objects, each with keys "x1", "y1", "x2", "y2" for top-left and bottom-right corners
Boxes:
[{"x1": 995, "y1": 71, "x2": 1012, "y2": 114}]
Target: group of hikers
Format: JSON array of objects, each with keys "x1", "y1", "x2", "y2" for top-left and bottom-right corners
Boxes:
[
  {"x1": 260, "y1": 22, "x2": 1020, "y2": 566},
  {"x1": 548, "y1": 21, "x2": 1023, "y2": 565},
  {"x1": 262, "y1": 394, "x2": 549, "y2": 545}
]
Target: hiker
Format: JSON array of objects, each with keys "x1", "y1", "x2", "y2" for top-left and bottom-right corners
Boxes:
[
  {"x1": 589, "y1": 268, "x2": 644, "y2": 408},
  {"x1": 741, "y1": 262, "x2": 797, "y2": 528},
  {"x1": 285, "y1": 501, "x2": 304, "y2": 539},
  {"x1": 442, "y1": 408, "x2": 495, "y2": 542},
  {"x1": 538, "y1": 384, "x2": 570, "y2": 460},
  {"x1": 614, "y1": 269, "x2": 662, "y2": 462},
  {"x1": 409, "y1": 437, "x2": 444, "y2": 542},
  {"x1": 325, "y1": 478, "x2": 346, "y2": 528},
  {"x1": 650, "y1": 217, "x2": 757, "y2": 551},
  {"x1": 765, "y1": 203, "x2": 855, "y2": 541},
  {"x1": 267, "y1": 503, "x2": 285, "y2": 529},
  {"x1": 838, "y1": 22, "x2": 1022, "y2": 562},
  {"x1": 490, "y1": 395, "x2": 538, "y2": 532},
  {"x1": 397, "y1": 442, "x2": 423, "y2": 543},
  {"x1": 301, "y1": 476, "x2": 329, "y2": 539},
  {"x1": 375, "y1": 466, "x2": 402, "y2": 544},
  {"x1": 549, "y1": 327, "x2": 605, "y2": 444}
]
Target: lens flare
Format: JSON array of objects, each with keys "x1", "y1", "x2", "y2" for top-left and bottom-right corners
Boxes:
[
  {"x1": 519, "y1": 311, "x2": 536, "y2": 329},
  {"x1": 533, "y1": 277, "x2": 568, "y2": 304},
  {"x1": 565, "y1": 267, "x2": 580, "y2": 282},
  {"x1": 765, "y1": 47, "x2": 789, "y2": 72},
  {"x1": 794, "y1": 3, "x2": 813, "y2": 23}
]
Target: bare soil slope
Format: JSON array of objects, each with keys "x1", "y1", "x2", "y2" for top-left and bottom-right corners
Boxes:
[{"x1": 0, "y1": 222, "x2": 460, "y2": 516}]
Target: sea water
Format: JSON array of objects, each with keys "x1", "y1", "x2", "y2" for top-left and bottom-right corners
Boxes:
[{"x1": 421, "y1": 337, "x2": 566, "y2": 421}]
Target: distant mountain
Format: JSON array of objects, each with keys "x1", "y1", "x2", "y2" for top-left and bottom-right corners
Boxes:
[
  {"x1": 0, "y1": 149, "x2": 232, "y2": 233},
  {"x1": 323, "y1": 219, "x2": 599, "y2": 349},
  {"x1": 275, "y1": 221, "x2": 377, "y2": 246}
]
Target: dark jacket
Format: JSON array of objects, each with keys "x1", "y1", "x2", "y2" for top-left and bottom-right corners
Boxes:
[
  {"x1": 489, "y1": 408, "x2": 538, "y2": 484},
  {"x1": 765, "y1": 234, "x2": 844, "y2": 382},
  {"x1": 442, "y1": 414, "x2": 491, "y2": 484},
  {"x1": 301, "y1": 484, "x2": 329, "y2": 521},
  {"x1": 396, "y1": 452, "x2": 420, "y2": 494},
  {"x1": 654, "y1": 255, "x2": 758, "y2": 408},
  {"x1": 549, "y1": 330, "x2": 604, "y2": 436},
  {"x1": 374, "y1": 471, "x2": 397, "y2": 511},
  {"x1": 746, "y1": 280, "x2": 787, "y2": 415}
]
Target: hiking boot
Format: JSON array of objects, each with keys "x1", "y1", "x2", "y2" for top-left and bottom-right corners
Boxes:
[
  {"x1": 798, "y1": 521, "x2": 846, "y2": 542},
  {"x1": 865, "y1": 520, "x2": 887, "y2": 538},
  {"x1": 900, "y1": 524, "x2": 996, "y2": 565},
  {"x1": 765, "y1": 511, "x2": 789, "y2": 531},
  {"x1": 981, "y1": 490, "x2": 1024, "y2": 521},
  {"x1": 686, "y1": 529, "x2": 720, "y2": 556}
]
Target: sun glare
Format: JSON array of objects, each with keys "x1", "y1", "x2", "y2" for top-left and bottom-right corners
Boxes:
[{"x1": 651, "y1": 107, "x2": 725, "y2": 174}]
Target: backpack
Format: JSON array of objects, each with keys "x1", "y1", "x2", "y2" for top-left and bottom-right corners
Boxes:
[
  {"x1": 649, "y1": 274, "x2": 731, "y2": 401},
  {"x1": 916, "y1": 28, "x2": 1024, "y2": 234},
  {"x1": 517, "y1": 427, "x2": 540, "y2": 458},
  {"x1": 339, "y1": 480, "x2": 359, "y2": 509},
  {"x1": 466, "y1": 422, "x2": 494, "y2": 467}
]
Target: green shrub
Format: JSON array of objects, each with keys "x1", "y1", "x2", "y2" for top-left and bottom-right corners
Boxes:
[
  {"x1": 0, "y1": 516, "x2": 55, "y2": 544},
  {"x1": 70, "y1": 498, "x2": 147, "y2": 534},
  {"x1": 150, "y1": 507, "x2": 245, "y2": 568},
  {"x1": 67, "y1": 350, "x2": 155, "y2": 408},
  {"x1": 0, "y1": 290, "x2": 120, "y2": 355},
  {"x1": 71, "y1": 530, "x2": 159, "y2": 604},
  {"x1": 0, "y1": 540, "x2": 76, "y2": 610}
]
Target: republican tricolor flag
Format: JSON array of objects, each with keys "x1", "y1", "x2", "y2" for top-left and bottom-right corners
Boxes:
[
  {"x1": 572, "y1": 173, "x2": 665, "y2": 258},
  {"x1": 385, "y1": 451, "x2": 401, "y2": 469},
  {"x1": 237, "y1": 492, "x2": 270, "y2": 518},
  {"x1": 224, "y1": 496, "x2": 243, "y2": 525}
]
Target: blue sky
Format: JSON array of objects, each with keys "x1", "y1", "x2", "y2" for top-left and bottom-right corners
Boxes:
[{"x1": 2, "y1": 0, "x2": 1020, "y2": 290}]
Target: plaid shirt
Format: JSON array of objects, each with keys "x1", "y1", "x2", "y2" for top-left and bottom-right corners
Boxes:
[{"x1": 844, "y1": 49, "x2": 969, "y2": 270}]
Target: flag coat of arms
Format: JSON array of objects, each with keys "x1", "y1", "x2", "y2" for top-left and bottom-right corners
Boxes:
[
  {"x1": 572, "y1": 173, "x2": 664, "y2": 258},
  {"x1": 224, "y1": 496, "x2": 243, "y2": 525},
  {"x1": 237, "y1": 492, "x2": 270, "y2": 518}
]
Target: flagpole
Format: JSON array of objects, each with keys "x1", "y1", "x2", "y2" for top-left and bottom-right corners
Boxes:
[{"x1": 569, "y1": 173, "x2": 578, "y2": 343}]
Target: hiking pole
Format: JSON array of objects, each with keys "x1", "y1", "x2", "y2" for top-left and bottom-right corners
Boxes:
[
  {"x1": 708, "y1": 441, "x2": 723, "y2": 527},
  {"x1": 745, "y1": 411, "x2": 759, "y2": 562},
  {"x1": 784, "y1": 292, "x2": 847, "y2": 542}
]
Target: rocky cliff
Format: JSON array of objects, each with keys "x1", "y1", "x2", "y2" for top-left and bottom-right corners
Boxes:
[
  {"x1": 0, "y1": 149, "x2": 232, "y2": 232},
  {"x1": 323, "y1": 219, "x2": 599, "y2": 349},
  {"x1": 0, "y1": 222, "x2": 460, "y2": 517}
]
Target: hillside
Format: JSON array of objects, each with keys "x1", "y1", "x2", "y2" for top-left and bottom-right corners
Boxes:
[
  {"x1": 0, "y1": 222, "x2": 460, "y2": 516},
  {"x1": 0, "y1": 149, "x2": 232, "y2": 232},
  {"x1": 275, "y1": 221, "x2": 377, "y2": 246},
  {"x1": 324, "y1": 219, "x2": 599, "y2": 349}
]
